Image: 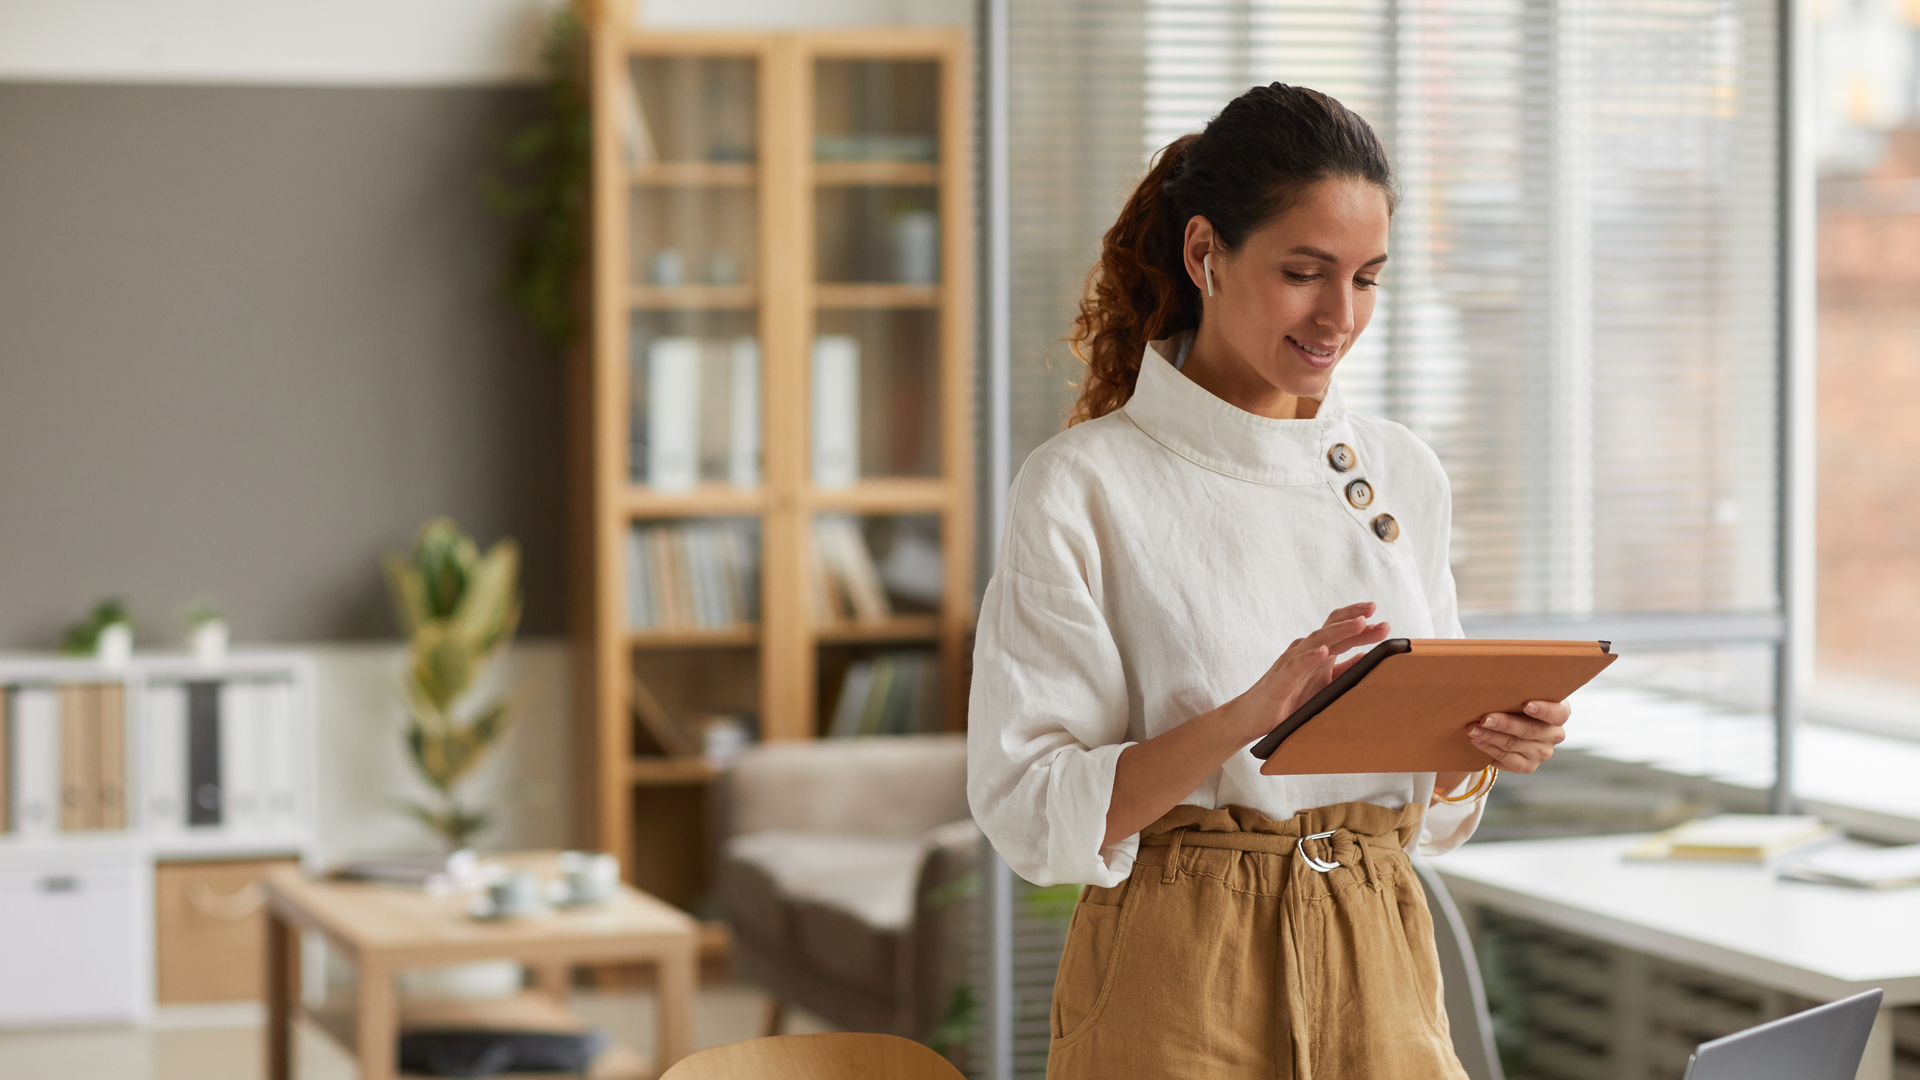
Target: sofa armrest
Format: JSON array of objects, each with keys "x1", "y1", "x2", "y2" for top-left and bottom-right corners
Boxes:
[
  {"x1": 909, "y1": 818, "x2": 984, "y2": 1050},
  {"x1": 714, "y1": 734, "x2": 969, "y2": 842}
]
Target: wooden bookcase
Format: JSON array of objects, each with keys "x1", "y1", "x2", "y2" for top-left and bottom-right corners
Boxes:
[{"x1": 574, "y1": 4, "x2": 973, "y2": 913}]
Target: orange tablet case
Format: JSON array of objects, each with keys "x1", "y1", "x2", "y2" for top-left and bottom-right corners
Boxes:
[{"x1": 1254, "y1": 639, "x2": 1616, "y2": 775}]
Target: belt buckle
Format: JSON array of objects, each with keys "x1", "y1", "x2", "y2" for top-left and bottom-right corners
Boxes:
[{"x1": 1296, "y1": 830, "x2": 1341, "y2": 873}]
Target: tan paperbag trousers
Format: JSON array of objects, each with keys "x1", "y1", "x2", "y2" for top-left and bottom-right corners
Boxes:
[{"x1": 1046, "y1": 801, "x2": 1469, "y2": 1080}]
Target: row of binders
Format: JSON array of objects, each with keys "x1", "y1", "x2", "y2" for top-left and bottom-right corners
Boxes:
[
  {"x1": 0, "y1": 684, "x2": 128, "y2": 833},
  {"x1": 0, "y1": 678, "x2": 300, "y2": 839},
  {"x1": 634, "y1": 334, "x2": 869, "y2": 492},
  {"x1": 826, "y1": 651, "x2": 943, "y2": 737},
  {"x1": 144, "y1": 678, "x2": 301, "y2": 837},
  {"x1": 627, "y1": 519, "x2": 762, "y2": 631}
]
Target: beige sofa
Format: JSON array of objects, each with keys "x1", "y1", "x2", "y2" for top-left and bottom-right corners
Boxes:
[{"x1": 708, "y1": 734, "x2": 978, "y2": 1042}]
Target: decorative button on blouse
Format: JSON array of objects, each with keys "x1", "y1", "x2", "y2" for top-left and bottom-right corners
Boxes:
[
  {"x1": 1327, "y1": 444, "x2": 1357, "y2": 473},
  {"x1": 1345, "y1": 479, "x2": 1374, "y2": 509},
  {"x1": 1371, "y1": 513, "x2": 1400, "y2": 542}
]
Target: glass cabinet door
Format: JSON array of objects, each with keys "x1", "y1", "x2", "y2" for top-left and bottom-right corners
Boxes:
[
  {"x1": 811, "y1": 58, "x2": 944, "y2": 486},
  {"x1": 627, "y1": 55, "x2": 761, "y2": 492}
]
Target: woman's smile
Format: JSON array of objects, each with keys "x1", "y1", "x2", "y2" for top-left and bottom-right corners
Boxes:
[{"x1": 1286, "y1": 334, "x2": 1340, "y2": 368}]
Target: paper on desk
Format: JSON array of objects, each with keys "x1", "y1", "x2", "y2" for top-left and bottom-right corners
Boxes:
[
  {"x1": 1779, "y1": 843, "x2": 1920, "y2": 889},
  {"x1": 1624, "y1": 814, "x2": 1840, "y2": 863}
]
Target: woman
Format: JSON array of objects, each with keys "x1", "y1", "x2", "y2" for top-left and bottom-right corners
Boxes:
[{"x1": 967, "y1": 84, "x2": 1572, "y2": 1079}]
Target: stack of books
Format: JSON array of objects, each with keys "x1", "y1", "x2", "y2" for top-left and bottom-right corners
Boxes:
[
  {"x1": 812, "y1": 515, "x2": 891, "y2": 623},
  {"x1": 826, "y1": 652, "x2": 942, "y2": 737},
  {"x1": 626, "y1": 520, "x2": 761, "y2": 631}
]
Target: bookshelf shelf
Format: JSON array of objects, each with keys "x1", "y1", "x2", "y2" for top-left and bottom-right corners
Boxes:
[
  {"x1": 632, "y1": 162, "x2": 757, "y2": 187},
  {"x1": 629, "y1": 757, "x2": 719, "y2": 786},
  {"x1": 630, "y1": 285, "x2": 759, "y2": 310},
  {"x1": 582, "y1": 15, "x2": 973, "y2": 916},
  {"x1": 814, "y1": 283, "x2": 939, "y2": 309},
  {"x1": 807, "y1": 478, "x2": 949, "y2": 512},
  {"x1": 813, "y1": 161, "x2": 939, "y2": 186},
  {"x1": 816, "y1": 615, "x2": 940, "y2": 643},
  {"x1": 629, "y1": 626, "x2": 759, "y2": 648},
  {"x1": 624, "y1": 484, "x2": 765, "y2": 519}
]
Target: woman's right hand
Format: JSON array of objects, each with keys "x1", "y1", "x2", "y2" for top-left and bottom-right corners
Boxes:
[
  {"x1": 1102, "y1": 602, "x2": 1391, "y2": 847},
  {"x1": 1227, "y1": 602, "x2": 1390, "y2": 743}
]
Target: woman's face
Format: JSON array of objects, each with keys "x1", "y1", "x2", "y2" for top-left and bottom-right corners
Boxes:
[{"x1": 1183, "y1": 177, "x2": 1390, "y2": 405}]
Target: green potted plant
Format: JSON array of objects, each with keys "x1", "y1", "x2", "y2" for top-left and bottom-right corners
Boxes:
[
  {"x1": 61, "y1": 597, "x2": 133, "y2": 666},
  {"x1": 383, "y1": 518, "x2": 523, "y2": 852}
]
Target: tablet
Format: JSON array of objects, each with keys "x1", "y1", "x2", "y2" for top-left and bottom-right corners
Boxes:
[{"x1": 1250, "y1": 638, "x2": 1615, "y2": 775}]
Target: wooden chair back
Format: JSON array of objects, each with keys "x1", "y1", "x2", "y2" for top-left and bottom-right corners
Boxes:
[{"x1": 659, "y1": 1033, "x2": 966, "y2": 1080}]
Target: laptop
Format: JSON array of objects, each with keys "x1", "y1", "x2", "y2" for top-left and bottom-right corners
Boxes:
[{"x1": 1682, "y1": 988, "x2": 1883, "y2": 1080}]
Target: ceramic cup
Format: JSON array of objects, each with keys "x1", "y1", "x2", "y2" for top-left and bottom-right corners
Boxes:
[
  {"x1": 558, "y1": 851, "x2": 620, "y2": 906},
  {"x1": 487, "y1": 871, "x2": 544, "y2": 917}
]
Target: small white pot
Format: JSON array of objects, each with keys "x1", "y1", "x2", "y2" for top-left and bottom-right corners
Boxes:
[
  {"x1": 96, "y1": 623, "x2": 133, "y2": 667},
  {"x1": 190, "y1": 619, "x2": 229, "y2": 663}
]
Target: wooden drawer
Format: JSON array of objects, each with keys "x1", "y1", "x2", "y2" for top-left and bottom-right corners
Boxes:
[{"x1": 155, "y1": 857, "x2": 296, "y2": 1004}]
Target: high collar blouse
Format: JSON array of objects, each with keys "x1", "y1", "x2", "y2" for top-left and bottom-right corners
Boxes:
[{"x1": 968, "y1": 337, "x2": 1483, "y2": 888}]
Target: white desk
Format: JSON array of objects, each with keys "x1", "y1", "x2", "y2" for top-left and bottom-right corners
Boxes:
[{"x1": 1437, "y1": 835, "x2": 1920, "y2": 1080}]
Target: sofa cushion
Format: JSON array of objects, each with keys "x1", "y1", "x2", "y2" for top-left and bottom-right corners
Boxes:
[
  {"x1": 726, "y1": 736, "x2": 969, "y2": 841},
  {"x1": 721, "y1": 830, "x2": 923, "y2": 997}
]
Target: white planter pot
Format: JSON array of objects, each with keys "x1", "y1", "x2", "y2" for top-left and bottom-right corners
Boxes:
[
  {"x1": 95, "y1": 623, "x2": 132, "y2": 668},
  {"x1": 190, "y1": 619, "x2": 229, "y2": 663},
  {"x1": 396, "y1": 959, "x2": 524, "y2": 1002}
]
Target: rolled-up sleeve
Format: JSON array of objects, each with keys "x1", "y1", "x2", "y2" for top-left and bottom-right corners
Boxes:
[{"x1": 968, "y1": 564, "x2": 1137, "y2": 887}]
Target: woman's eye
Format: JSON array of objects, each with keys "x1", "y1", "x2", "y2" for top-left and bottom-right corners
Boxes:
[
  {"x1": 1355, "y1": 277, "x2": 1379, "y2": 289},
  {"x1": 1284, "y1": 271, "x2": 1318, "y2": 283}
]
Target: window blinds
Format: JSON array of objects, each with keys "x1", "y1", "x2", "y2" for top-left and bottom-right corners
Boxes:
[{"x1": 1006, "y1": 0, "x2": 1782, "y2": 621}]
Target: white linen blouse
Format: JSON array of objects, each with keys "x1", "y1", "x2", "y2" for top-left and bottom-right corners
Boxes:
[{"x1": 967, "y1": 336, "x2": 1485, "y2": 888}]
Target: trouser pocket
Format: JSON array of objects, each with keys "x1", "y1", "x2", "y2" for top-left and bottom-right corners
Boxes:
[{"x1": 1049, "y1": 880, "x2": 1131, "y2": 1042}]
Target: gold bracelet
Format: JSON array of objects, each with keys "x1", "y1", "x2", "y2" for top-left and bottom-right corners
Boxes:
[{"x1": 1436, "y1": 765, "x2": 1498, "y2": 804}]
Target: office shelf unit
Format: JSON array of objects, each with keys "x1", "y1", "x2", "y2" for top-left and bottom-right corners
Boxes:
[
  {"x1": 575, "y1": 2, "x2": 974, "y2": 912},
  {"x1": 0, "y1": 650, "x2": 317, "y2": 1025}
]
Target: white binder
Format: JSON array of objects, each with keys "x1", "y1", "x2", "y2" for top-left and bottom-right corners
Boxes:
[
  {"x1": 646, "y1": 336, "x2": 702, "y2": 491},
  {"x1": 11, "y1": 687, "x2": 59, "y2": 838},
  {"x1": 218, "y1": 681, "x2": 262, "y2": 834},
  {"x1": 143, "y1": 683, "x2": 187, "y2": 836},
  {"x1": 261, "y1": 680, "x2": 299, "y2": 834},
  {"x1": 729, "y1": 336, "x2": 762, "y2": 489},
  {"x1": 811, "y1": 334, "x2": 860, "y2": 488}
]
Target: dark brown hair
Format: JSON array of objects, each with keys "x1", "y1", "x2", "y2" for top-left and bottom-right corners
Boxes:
[{"x1": 1067, "y1": 84, "x2": 1395, "y2": 424}]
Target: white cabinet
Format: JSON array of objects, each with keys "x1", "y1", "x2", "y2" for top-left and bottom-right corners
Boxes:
[{"x1": 0, "y1": 847, "x2": 148, "y2": 1027}]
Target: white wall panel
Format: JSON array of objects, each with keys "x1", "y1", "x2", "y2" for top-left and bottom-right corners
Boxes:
[{"x1": 0, "y1": 0, "x2": 967, "y2": 87}]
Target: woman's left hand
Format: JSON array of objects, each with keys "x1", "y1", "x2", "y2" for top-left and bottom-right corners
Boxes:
[
  {"x1": 1468, "y1": 699, "x2": 1571, "y2": 772},
  {"x1": 1433, "y1": 699, "x2": 1571, "y2": 801}
]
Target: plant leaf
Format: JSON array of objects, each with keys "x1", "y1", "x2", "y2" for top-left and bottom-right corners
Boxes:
[
  {"x1": 383, "y1": 553, "x2": 430, "y2": 635},
  {"x1": 455, "y1": 539, "x2": 522, "y2": 656}
]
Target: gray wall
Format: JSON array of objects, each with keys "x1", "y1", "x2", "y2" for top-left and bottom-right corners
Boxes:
[{"x1": 0, "y1": 82, "x2": 565, "y2": 647}]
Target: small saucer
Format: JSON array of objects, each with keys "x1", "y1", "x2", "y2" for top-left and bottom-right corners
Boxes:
[
  {"x1": 544, "y1": 879, "x2": 615, "y2": 909},
  {"x1": 466, "y1": 895, "x2": 551, "y2": 922}
]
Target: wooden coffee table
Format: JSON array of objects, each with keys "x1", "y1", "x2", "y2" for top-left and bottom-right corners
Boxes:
[{"x1": 263, "y1": 852, "x2": 698, "y2": 1080}]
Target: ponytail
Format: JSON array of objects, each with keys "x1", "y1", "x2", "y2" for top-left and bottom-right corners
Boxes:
[
  {"x1": 1067, "y1": 135, "x2": 1201, "y2": 425},
  {"x1": 1066, "y1": 85, "x2": 1395, "y2": 424}
]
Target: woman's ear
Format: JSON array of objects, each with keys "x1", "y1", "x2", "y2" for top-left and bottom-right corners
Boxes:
[{"x1": 1182, "y1": 215, "x2": 1216, "y2": 298}]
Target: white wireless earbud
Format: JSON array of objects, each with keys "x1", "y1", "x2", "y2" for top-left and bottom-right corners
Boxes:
[{"x1": 1204, "y1": 252, "x2": 1216, "y2": 298}]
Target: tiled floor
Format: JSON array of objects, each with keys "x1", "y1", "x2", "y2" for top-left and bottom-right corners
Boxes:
[{"x1": 0, "y1": 982, "x2": 832, "y2": 1080}]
